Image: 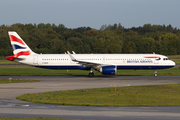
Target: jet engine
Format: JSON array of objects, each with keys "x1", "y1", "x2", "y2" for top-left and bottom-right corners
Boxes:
[{"x1": 99, "y1": 65, "x2": 117, "y2": 75}]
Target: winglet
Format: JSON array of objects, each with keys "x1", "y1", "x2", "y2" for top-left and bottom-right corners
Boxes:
[
  {"x1": 67, "y1": 51, "x2": 76, "y2": 61},
  {"x1": 72, "y1": 51, "x2": 76, "y2": 54}
]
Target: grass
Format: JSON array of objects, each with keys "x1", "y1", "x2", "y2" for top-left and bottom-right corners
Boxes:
[
  {"x1": 0, "y1": 118, "x2": 83, "y2": 120},
  {"x1": 17, "y1": 84, "x2": 180, "y2": 107},
  {"x1": 0, "y1": 66, "x2": 180, "y2": 76},
  {"x1": 168, "y1": 55, "x2": 180, "y2": 59},
  {"x1": 0, "y1": 79, "x2": 40, "y2": 84},
  {"x1": 173, "y1": 60, "x2": 180, "y2": 64},
  {"x1": 0, "y1": 60, "x2": 19, "y2": 64},
  {"x1": 168, "y1": 55, "x2": 180, "y2": 64},
  {"x1": 0, "y1": 66, "x2": 95, "y2": 76}
]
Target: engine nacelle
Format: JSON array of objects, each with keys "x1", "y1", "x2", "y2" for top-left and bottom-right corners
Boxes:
[{"x1": 99, "y1": 65, "x2": 117, "y2": 75}]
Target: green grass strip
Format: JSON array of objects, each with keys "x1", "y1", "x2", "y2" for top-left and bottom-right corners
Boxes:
[
  {"x1": 0, "y1": 60, "x2": 19, "y2": 64},
  {"x1": 17, "y1": 84, "x2": 180, "y2": 107},
  {"x1": 0, "y1": 66, "x2": 180, "y2": 76},
  {"x1": 0, "y1": 79, "x2": 40, "y2": 84},
  {"x1": 173, "y1": 60, "x2": 180, "y2": 64}
]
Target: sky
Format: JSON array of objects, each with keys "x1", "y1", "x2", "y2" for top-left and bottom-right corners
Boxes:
[{"x1": 0, "y1": 0, "x2": 180, "y2": 29}]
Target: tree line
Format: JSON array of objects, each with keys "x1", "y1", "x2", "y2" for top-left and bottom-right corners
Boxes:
[{"x1": 0, "y1": 23, "x2": 180, "y2": 57}]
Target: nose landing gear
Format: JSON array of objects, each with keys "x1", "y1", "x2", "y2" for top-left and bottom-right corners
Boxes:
[{"x1": 154, "y1": 69, "x2": 157, "y2": 77}]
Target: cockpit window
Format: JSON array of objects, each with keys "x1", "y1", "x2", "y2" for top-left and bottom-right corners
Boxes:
[{"x1": 163, "y1": 58, "x2": 169, "y2": 60}]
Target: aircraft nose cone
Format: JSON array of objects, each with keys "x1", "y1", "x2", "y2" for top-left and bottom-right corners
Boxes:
[{"x1": 171, "y1": 61, "x2": 176, "y2": 66}]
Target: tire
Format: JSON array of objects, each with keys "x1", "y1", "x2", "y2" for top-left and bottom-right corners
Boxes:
[
  {"x1": 88, "y1": 72, "x2": 94, "y2": 77},
  {"x1": 154, "y1": 73, "x2": 158, "y2": 77}
]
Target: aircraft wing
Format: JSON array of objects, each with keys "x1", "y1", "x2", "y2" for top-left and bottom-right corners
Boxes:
[{"x1": 67, "y1": 51, "x2": 112, "y2": 69}]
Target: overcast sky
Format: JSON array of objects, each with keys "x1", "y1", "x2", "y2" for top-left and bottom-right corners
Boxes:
[{"x1": 0, "y1": 0, "x2": 180, "y2": 29}]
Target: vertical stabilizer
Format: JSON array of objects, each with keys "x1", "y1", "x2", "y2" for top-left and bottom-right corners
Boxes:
[{"x1": 8, "y1": 31, "x2": 36, "y2": 58}]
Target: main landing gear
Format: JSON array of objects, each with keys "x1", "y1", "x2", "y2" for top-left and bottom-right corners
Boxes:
[
  {"x1": 88, "y1": 68, "x2": 95, "y2": 77},
  {"x1": 154, "y1": 69, "x2": 157, "y2": 77},
  {"x1": 88, "y1": 72, "x2": 94, "y2": 77}
]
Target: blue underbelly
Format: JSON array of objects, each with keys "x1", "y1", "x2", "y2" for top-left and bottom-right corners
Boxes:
[{"x1": 35, "y1": 65, "x2": 174, "y2": 70}]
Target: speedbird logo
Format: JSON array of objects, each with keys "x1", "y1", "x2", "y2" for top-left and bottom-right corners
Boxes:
[{"x1": 144, "y1": 56, "x2": 161, "y2": 61}]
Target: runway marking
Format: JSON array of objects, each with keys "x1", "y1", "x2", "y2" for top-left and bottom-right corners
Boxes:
[
  {"x1": 6, "y1": 104, "x2": 29, "y2": 107},
  {"x1": 21, "y1": 105, "x2": 29, "y2": 107}
]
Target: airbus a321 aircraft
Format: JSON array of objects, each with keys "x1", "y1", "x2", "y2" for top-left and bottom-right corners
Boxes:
[{"x1": 6, "y1": 31, "x2": 175, "y2": 77}]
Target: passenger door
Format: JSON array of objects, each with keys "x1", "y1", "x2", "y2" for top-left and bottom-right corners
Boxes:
[{"x1": 33, "y1": 55, "x2": 38, "y2": 64}]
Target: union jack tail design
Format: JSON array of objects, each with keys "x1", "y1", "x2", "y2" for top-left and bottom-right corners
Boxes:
[{"x1": 6, "y1": 31, "x2": 35, "y2": 61}]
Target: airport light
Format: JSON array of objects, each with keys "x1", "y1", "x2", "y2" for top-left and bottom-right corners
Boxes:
[
  {"x1": 110, "y1": 85, "x2": 112, "y2": 91},
  {"x1": 9, "y1": 78, "x2": 12, "y2": 82},
  {"x1": 114, "y1": 85, "x2": 116, "y2": 91}
]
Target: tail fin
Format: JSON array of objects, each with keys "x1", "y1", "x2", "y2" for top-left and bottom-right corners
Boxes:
[
  {"x1": 6, "y1": 31, "x2": 36, "y2": 61},
  {"x1": 8, "y1": 31, "x2": 36, "y2": 57}
]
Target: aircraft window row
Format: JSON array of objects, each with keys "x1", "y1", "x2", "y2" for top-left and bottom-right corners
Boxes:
[
  {"x1": 163, "y1": 58, "x2": 169, "y2": 60},
  {"x1": 77, "y1": 59, "x2": 101, "y2": 60},
  {"x1": 42, "y1": 58, "x2": 151, "y2": 61},
  {"x1": 106, "y1": 59, "x2": 150, "y2": 60},
  {"x1": 42, "y1": 59, "x2": 69, "y2": 60},
  {"x1": 76, "y1": 58, "x2": 150, "y2": 61}
]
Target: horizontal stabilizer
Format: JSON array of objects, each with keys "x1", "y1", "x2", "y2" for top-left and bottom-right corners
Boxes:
[{"x1": 6, "y1": 55, "x2": 25, "y2": 61}]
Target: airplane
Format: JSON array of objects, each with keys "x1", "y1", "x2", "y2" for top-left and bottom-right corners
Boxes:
[{"x1": 6, "y1": 31, "x2": 175, "y2": 77}]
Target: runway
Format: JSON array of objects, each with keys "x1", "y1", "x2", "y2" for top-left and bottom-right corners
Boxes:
[{"x1": 0, "y1": 76, "x2": 180, "y2": 120}]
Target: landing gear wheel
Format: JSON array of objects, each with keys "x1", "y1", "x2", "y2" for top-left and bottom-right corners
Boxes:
[
  {"x1": 154, "y1": 73, "x2": 158, "y2": 77},
  {"x1": 154, "y1": 69, "x2": 157, "y2": 77},
  {"x1": 88, "y1": 72, "x2": 94, "y2": 77}
]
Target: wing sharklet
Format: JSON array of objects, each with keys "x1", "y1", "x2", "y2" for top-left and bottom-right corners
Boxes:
[{"x1": 67, "y1": 51, "x2": 76, "y2": 61}]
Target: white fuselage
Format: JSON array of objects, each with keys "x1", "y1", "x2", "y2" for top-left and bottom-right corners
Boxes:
[
  {"x1": 7, "y1": 31, "x2": 176, "y2": 76},
  {"x1": 17, "y1": 53, "x2": 175, "y2": 70}
]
